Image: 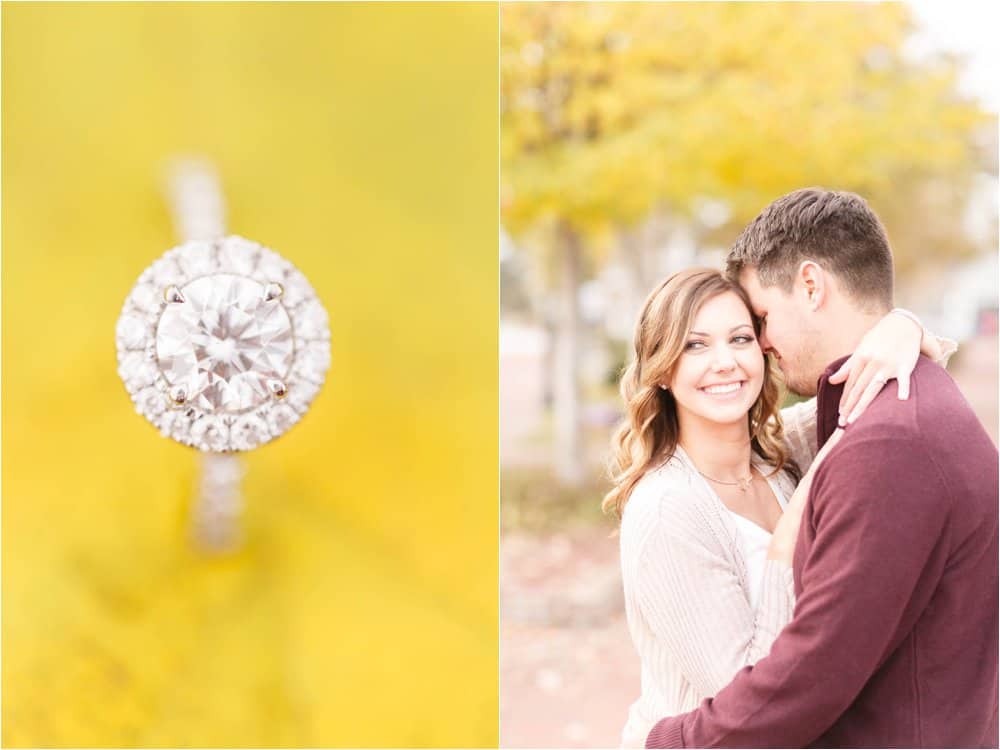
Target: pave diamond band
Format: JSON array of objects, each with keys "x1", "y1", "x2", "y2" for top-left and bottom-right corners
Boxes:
[{"x1": 193, "y1": 453, "x2": 246, "y2": 552}]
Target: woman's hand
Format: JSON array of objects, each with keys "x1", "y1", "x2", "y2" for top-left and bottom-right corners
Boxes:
[
  {"x1": 827, "y1": 310, "x2": 929, "y2": 427},
  {"x1": 767, "y1": 428, "x2": 845, "y2": 565}
]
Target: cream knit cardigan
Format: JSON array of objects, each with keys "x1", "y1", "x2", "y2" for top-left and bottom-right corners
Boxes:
[{"x1": 618, "y1": 400, "x2": 818, "y2": 748}]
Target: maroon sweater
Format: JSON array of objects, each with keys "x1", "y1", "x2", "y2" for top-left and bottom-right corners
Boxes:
[{"x1": 647, "y1": 356, "x2": 999, "y2": 748}]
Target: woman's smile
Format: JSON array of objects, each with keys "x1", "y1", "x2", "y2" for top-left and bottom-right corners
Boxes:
[{"x1": 699, "y1": 380, "x2": 746, "y2": 398}]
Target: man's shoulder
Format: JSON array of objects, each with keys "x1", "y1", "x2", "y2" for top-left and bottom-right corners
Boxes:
[
  {"x1": 912, "y1": 353, "x2": 959, "y2": 388},
  {"x1": 851, "y1": 356, "x2": 970, "y2": 441},
  {"x1": 815, "y1": 364, "x2": 967, "y2": 511}
]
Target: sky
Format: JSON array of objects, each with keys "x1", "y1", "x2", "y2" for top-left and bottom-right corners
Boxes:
[{"x1": 905, "y1": 0, "x2": 1000, "y2": 113}]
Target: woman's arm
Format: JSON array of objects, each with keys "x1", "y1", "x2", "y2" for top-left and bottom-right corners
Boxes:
[
  {"x1": 778, "y1": 398, "x2": 819, "y2": 472},
  {"x1": 829, "y1": 309, "x2": 958, "y2": 425},
  {"x1": 631, "y1": 497, "x2": 794, "y2": 699},
  {"x1": 768, "y1": 428, "x2": 845, "y2": 566},
  {"x1": 779, "y1": 311, "x2": 956, "y2": 468}
]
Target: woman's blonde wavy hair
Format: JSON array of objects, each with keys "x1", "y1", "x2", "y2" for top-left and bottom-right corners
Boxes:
[{"x1": 603, "y1": 268, "x2": 800, "y2": 519}]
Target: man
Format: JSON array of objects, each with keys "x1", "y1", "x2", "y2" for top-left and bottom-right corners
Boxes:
[{"x1": 646, "y1": 188, "x2": 999, "y2": 748}]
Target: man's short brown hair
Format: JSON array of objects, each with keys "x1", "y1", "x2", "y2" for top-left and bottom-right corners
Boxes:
[{"x1": 726, "y1": 188, "x2": 894, "y2": 310}]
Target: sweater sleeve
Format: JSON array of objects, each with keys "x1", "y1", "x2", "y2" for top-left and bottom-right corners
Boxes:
[
  {"x1": 932, "y1": 333, "x2": 958, "y2": 368},
  {"x1": 779, "y1": 398, "x2": 819, "y2": 471},
  {"x1": 633, "y1": 497, "x2": 795, "y2": 700},
  {"x1": 646, "y1": 437, "x2": 950, "y2": 748}
]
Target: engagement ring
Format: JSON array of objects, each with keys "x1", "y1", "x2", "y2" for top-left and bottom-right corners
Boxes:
[{"x1": 115, "y1": 160, "x2": 330, "y2": 551}]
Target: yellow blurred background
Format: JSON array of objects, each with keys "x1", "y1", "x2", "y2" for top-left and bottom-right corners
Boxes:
[{"x1": 2, "y1": 3, "x2": 497, "y2": 747}]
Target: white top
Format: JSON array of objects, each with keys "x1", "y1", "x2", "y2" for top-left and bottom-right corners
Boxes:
[
  {"x1": 727, "y1": 484, "x2": 788, "y2": 611},
  {"x1": 618, "y1": 399, "x2": 818, "y2": 749}
]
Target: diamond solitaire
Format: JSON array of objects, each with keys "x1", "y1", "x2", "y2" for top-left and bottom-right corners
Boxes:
[
  {"x1": 116, "y1": 235, "x2": 331, "y2": 452},
  {"x1": 156, "y1": 274, "x2": 294, "y2": 413}
]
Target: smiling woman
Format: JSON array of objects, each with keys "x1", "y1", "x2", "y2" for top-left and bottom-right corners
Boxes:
[
  {"x1": 668, "y1": 293, "x2": 765, "y2": 429},
  {"x1": 603, "y1": 268, "x2": 794, "y2": 521},
  {"x1": 606, "y1": 267, "x2": 810, "y2": 747}
]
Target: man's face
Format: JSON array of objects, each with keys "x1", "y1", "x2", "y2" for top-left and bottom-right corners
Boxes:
[{"x1": 739, "y1": 267, "x2": 824, "y2": 396}]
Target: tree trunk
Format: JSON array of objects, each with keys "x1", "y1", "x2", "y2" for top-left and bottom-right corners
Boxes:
[
  {"x1": 618, "y1": 225, "x2": 648, "y2": 302},
  {"x1": 553, "y1": 224, "x2": 585, "y2": 485}
]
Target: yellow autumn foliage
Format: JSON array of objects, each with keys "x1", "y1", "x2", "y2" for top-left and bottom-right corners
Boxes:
[{"x1": 501, "y1": 1, "x2": 991, "y2": 266}]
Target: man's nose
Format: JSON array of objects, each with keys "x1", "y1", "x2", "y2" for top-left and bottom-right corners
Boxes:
[{"x1": 759, "y1": 329, "x2": 773, "y2": 354}]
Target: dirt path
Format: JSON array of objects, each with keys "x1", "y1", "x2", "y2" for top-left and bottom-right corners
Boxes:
[{"x1": 501, "y1": 527, "x2": 635, "y2": 748}]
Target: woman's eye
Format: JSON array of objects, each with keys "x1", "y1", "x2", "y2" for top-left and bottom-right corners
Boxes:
[
  {"x1": 684, "y1": 341, "x2": 705, "y2": 350},
  {"x1": 732, "y1": 335, "x2": 754, "y2": 344}
]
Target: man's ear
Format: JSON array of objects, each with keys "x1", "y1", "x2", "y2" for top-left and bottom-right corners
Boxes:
[{"x1": 797, "y1": 260, "x2": 826, "y2": 311}]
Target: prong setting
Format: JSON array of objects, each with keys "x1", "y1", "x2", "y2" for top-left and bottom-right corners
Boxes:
[
  {"x1": 267, "y1": 379, "x2": 288, "y2": 399},
  {"x1": 165, "y1": 285, "x2": 186, "y2": 304},
  {"x1": 263, "y1": 282, "x2": 284, "y2": 302},
  {"x1": 169, "y1": 385, "x2": 188, "y2": 406}
]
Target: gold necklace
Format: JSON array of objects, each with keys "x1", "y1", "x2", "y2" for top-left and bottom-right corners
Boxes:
[{"x1": 698, "y1": 468, "x2": 754, "y2": 493}]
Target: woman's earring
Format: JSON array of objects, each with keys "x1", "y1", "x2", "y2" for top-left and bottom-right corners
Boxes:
[{"x1": 659, "y1": 384, "x2": 669, "y2": 391}]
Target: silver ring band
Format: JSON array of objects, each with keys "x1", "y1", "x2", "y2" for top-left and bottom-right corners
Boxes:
[{"x1": 166, "y1": 159, "x2": 244, "y2": 553}]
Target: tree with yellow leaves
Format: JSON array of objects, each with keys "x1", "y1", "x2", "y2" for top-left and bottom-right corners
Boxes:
[{"x1": 501, "y1": 1, "x2": 991, "y2": 484}]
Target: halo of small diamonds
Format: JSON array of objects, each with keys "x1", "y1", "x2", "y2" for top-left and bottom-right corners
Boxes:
[{"x1": 116, "y1": 235, "x2": 330, "y2": 452}]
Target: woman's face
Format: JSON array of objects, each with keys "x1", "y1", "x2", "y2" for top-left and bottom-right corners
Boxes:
[{"x1": 667, "y1": 291, "x2": 765, "y2": 427}]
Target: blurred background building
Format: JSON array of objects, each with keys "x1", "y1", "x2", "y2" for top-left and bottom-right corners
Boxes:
[{"x1": 499, "y1": 2, "x2": 998, "y2": 746}]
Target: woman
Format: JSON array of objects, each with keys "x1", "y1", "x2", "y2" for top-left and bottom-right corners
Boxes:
[{"x1": 606, "y1": 268, "x2": 952, "y2": 748}]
